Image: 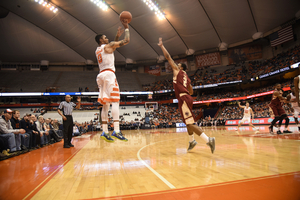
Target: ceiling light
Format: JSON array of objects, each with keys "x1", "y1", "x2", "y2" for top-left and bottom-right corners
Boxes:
[
  {"x1": 91, "y1": 0, "x2": 109, "y2": 11},
  {"x1": 34, "y1": 0, "x2": 58, "y2": 13},
  {"x1": 142, "y1": 0, "x2": 165, "y2": 20}
]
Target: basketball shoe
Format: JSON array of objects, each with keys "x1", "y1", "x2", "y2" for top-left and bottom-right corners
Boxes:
[
  {"x1": 100, "y1": 132, "x2": 114, "y2": 143},
  {"x1": 111, "y1": 131, "x2": 128, "y2": 142},
  {"x1": 206, "y1": 137, "x2": 215, "y2": 154},
  {"x1": 269, "y1": 126, "x2": 274, "y2": 134},
  {"x1": 187, "y1": 140, "x2": 197, "y2": 152},
  {"x1": 283, "y1": 130, "x2": 292, "y2": 133}
]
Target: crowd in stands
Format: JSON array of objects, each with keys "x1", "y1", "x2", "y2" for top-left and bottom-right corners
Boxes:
[
  {"x1": 0, "y1": 109, "x2": 94, "y2": 161},
  {"x1": 149, "y1": 64, "x2": 248, "y2": 91},
  {"x1": 197, "y1": 80, "x2": 291, "y2": 101},
  {"x1": 248, "y1": 45, "x2": 300, "y2": 78},
  {"x1": 198, "y1": 117, "x2": 226, "y2": 127},
  {"x1": 147, "y1": 45, "x2": 299, "y2": 92},
  {"x1": 220, "y1": 101, "x2": 293, "y2": 120}
]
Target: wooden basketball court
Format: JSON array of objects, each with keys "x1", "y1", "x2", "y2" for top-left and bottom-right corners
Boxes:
[{"x1": 0, "y1": 126, "x2": 300, "y2": 200}]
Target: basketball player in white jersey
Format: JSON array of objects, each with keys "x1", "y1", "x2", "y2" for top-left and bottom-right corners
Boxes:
[
  {"x1": 236, "y1": 102, "x2": 258, "y2": 131},
  {"x1": 287, "y1": 86, "x2": 300, "y2": 131},
  {"x1": 95, "y1": 20, "x2": 130, "y2": 142}
]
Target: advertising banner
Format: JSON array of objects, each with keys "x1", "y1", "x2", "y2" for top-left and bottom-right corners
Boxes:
[{"x1": 144, "y1": 65, "x2": 161, "y2": 76}]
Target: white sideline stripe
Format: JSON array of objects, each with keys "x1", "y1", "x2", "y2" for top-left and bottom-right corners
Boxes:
[{"x1": 137, "y1": 144, "x2": 176, "y2": 189}]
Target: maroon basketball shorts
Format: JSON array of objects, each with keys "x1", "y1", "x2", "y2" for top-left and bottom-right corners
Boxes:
[
  {"x1": 269, "y1": 104, "x2": 286, "y2": 117},
  {"x1": 178, "y1": 94, "x2": 195, "y2": 125}
]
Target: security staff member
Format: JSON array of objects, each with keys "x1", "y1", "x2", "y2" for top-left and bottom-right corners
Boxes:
[{"x1": 58, "y1": 95, "x2": 81, "y2": 148}]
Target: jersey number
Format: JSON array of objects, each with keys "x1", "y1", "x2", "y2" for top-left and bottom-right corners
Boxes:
[
  {"x1": 183, "y1": 74, "x2": 187, "y2": 88},
  {"x1": 96, "y1": 49, "x2": 103, "y2": 64}
]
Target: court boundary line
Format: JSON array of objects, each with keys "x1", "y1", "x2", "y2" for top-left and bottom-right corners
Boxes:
[
  {"x1": 22, "y1": 134, "x2": 95, "y2": 200},
  {"x1": 22, "y1": 148, "x2": 82, "y2": 200},
  {"x1": 137, "y1": 136, "x2": 189, "y2": 189},
  {"x1": 137, "y1": 145, "x2": 176, "y2": 189}
]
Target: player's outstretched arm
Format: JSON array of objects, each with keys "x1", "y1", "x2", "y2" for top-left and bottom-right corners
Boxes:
[
  {"x1": 294, "y1": 77, "x2": 299, "y2": 106},
  {"x1": 237, "y1": 102, "x2": 245, "y2": 108},
  {"x1": 158, "y1": 38, "x2": 179, "y2": 73}
]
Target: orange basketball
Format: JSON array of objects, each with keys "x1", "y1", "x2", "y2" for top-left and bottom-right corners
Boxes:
[{"x1": 120, "y1": 11, "x2": 132, "y2": 23}]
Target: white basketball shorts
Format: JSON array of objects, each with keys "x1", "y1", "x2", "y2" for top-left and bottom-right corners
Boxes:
[
  {"x1": 96, "y1": 70, "x2": 120, "y2": 104},
  {"x1": 241, "y1": 116, "x2": 251, "y2": 123}
]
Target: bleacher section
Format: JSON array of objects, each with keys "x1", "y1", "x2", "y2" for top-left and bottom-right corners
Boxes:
[
  {"x1": 17, "y1": 108, "x2": 35, "y2": 117},
  {"x1": 0, "y1": 71, "x2": 61, "y2": 92},
  {"x1": 0, "y1": 71, "x2": 157, "y2": 92},
  {"x1": 119, "y1": 106, "x2": 145, "y2": 122}
]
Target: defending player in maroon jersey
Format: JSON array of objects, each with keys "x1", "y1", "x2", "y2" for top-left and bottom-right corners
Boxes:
[
  {"x1": 268, "y1": 84, "x2": 291, "y2": 134},
  {"x1": 158, "y1": 37, "x2": 215, "y2": 153}
]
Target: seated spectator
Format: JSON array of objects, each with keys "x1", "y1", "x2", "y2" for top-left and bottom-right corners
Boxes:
[
  {"x1": 20, "y1": 113, "x2": 36, "y2": 149},
  {"x1": 45, "y1": 118, "x2": 62, "y2": 143},
  {"x1": 52, "y1": 119, "x2": 63, "y2": 137},
  {"x1": 10, "y1": 110, "x2": 29, "y2": 150},
  {"x1": 72, "y1": 124, "x2": 81, "y2": 136},
  {"x1": 29, "y1": 115, "x2": 42, "y2": 148},
  {"x1": 0, "y1": 109, "x2": 26, "y2": 152},
  {"x1": 35, "y1": 116, "x2": 49, "y2": 146}
]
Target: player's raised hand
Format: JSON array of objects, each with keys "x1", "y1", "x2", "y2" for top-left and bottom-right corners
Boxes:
[
  {"x1": 77, "y1": 97, "x2": 81, "y2": 102},
  {"x1": 116, "y1": 26, "x2": 124, "y2": 37},
  {"x1": 158, "y1": 37, "x2": 163, "y2": 47},
  {"x1": 121, "y1": 19, "x2": 129, "y2": 29}
]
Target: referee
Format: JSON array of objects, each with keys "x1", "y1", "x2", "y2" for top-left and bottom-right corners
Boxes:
[{"x1": 58, "y1": 95, "x2": 81, "y2": 148}]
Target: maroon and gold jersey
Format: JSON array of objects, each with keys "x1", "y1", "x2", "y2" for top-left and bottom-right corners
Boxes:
[
  {"x1": 173, "y1": 70, "x2": 191, "y2": 99},
  {"x1": 269, "y1": 90, "x2": 283, "y2": 107}
]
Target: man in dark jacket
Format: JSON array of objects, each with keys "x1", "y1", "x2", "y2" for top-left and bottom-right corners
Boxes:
[
  {"x1": 20, "y1": 113, "x2": 35, "y2": 149},
  {"x1": 10, "y1": 110, "x2": 29, "y2": 150}
]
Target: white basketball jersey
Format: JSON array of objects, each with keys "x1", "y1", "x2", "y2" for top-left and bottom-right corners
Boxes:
[
  {"x1": 290, "y1": 92, "x2": 298, "y2": 108},
  {"x1": 95, "y1": 44, "x2": 115, "y2": 72},
  {"x1": 244, "y1": 107, "x2": 251, "y2": 117}
]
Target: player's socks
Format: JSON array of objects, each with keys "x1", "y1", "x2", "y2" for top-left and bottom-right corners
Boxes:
[
  {"x1": 102, "y1": 124, "x2": 108, "y2": 133},
  {"x1": 114, "y1": 122, "x2": 120, "y2": 133},
  {"x1": 200, "y1": 133, "x2": 209, "y2": 143}
]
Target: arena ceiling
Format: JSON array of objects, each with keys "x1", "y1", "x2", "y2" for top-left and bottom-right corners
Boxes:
[{"x1": 0, "y1": 0, "x2": 300, "y2": 65}]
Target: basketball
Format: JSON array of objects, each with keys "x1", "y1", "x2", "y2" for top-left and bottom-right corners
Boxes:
[{"x1": 120, "y1": 11, "x2": 132, "y2": 23}]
